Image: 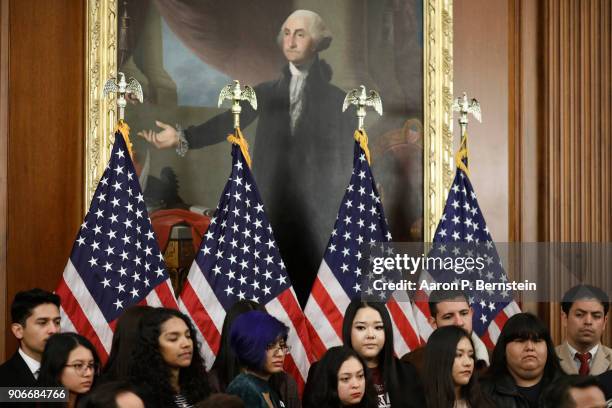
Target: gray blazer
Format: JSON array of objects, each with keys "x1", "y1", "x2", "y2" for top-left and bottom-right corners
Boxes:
[{"x1": 555, "y1": 341, "x2": 612, "y2": 375}]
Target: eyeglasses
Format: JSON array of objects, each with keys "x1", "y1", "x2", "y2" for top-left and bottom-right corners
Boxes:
[
  {"x1": 266, "y1": 342, "x2": 291, "y2": 354},
  {"x1": 64, "y1": 362, "x2": 99, "y2": 376}
]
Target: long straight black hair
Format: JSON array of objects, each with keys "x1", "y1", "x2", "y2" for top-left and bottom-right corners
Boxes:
[
  {"x1": 487, "y1": 313, "x2": 561, "y2": 385},
  {"x1": 303, "y1": 346, "x2": 377, "y2": 408},
  {"x1": 341, "y1": 300, "x2": 402, "y2": 404},
  {"x1": 210, "y1": 300, "x2": 264, "y2": 391},
  {"x1": 424, "y1": 326, "x2": 492, "y2": 408},
  {"x1": 100, "y1": 305, "x2": 153, "y2": 383}
]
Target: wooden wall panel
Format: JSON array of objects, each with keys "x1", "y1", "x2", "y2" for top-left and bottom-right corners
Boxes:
[
  {"x1": 541, "y1": 0, "x2": 612, "y2": 345},
  {"x1": 2, "y1": 0, "x2": 84, "y2": 359},
  {"x1": 454, "y1": 0, "x2": 509, "y2": 242},
  {"x1": 0, "y1": 0, "x2": 9, "y2": 361}
]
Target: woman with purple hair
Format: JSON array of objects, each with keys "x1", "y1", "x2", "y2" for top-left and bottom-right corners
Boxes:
[{"x1": 226, "y1": 310, "x2": 290, "y2": 408}]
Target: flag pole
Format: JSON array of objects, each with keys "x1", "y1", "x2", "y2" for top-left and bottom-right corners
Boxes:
[
  {"x1": 342, "y1": 85, "x2": 384, "y2": 165},
  {"x1": 452, "y1": 92, "x2": 482, "y2": 173},
  {"x1": 218, "y1": 80, "x2": 257, "y2": 168},
  {"x1": 101, "y1": 72, "x2": 143, "y2": 159}
]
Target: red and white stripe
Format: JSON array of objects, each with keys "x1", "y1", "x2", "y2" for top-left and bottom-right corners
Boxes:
[
  {"x1": 412, "y1": 270, "x2": 435, "y2": 343},
  {"x1": 481, "y1": 301, "x2": 521, "y2": 349},
  {"x1": 179, "y1": 263, "x2": 313, "y2": 387},
  {"x1": 305, "y1": 260, "x2": 421, "y2": 360},
  {"x1": 57, "y1": 259, "x2": 178, "y2": 363}
]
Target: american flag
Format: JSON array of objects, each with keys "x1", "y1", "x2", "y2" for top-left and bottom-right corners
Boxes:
[
  {"x1": 178, "y1": 139, "x2": 312, "y2": 389},
  {"x1": 304, "y1": 133, "x2": 422, "y2": 359},
  {"x1": 412, "y1": 148, "x2": 520, "y2": 348},
  {"x1": 56, "y1": 131, "x2": 178, "y2": 361}
]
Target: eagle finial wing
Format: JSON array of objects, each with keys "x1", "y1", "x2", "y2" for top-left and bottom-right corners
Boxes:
[
  {"x1": 342, "y1": 88, "x2": 361, "y2": 112},
  {"x1": 218, "y1": 83, "x2": 233, "y2": 108},
  {"x1": 367, "y1": 90, "x2": 383, "y2": 116},
  {"x1": 102, "y1": 77, "x2": 118, "y2": 99},
  {"x1": 241, "y1": 85, "x2": 258, "y2": 110},
  {"x1": 469, "y1": 99, "x2": 481, "y2": 122},
  {"x1": 126, "y1": 77, "x2": 143, "y2": 103}
]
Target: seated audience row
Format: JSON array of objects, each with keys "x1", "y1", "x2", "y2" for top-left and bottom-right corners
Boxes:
[{"x1": 1, "y1": 286, "x2": 611, "y2": 408}]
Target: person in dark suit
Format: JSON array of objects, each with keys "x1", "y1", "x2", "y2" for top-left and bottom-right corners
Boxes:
[
  {"x1": 540, "y1": 375, "x2": 607, "y2": 408},
  {"x1": 598, "y1": 370, "x2": 612, "y2": 401},
  {"x1": 0, "y1": 288, "x2": 61, "y2": 387},
  {"x1": 139, "y1": 10, "x2": 355, "y2": 306},
  {"x1": 481, "y1": 313, "x2": 564, "y2": 408}
]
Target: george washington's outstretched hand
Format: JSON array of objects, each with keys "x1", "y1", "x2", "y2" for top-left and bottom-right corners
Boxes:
[{"x1": 137, "y1": 120, "x2": 179, "y2": 149}]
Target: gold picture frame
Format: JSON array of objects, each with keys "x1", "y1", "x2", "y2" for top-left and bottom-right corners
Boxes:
[{"x1": 85, "y1": 0, "x2": 454, "y2": 242}]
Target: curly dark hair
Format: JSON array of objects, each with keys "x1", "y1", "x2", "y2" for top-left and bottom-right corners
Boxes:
[{"x1": 129, "y1": 308, "x2": 210, "y2": 407}]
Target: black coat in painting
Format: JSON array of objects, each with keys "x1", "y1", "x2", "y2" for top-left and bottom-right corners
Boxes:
[{"x1": 185, "y1": 57, "x2": 355, "y2": 305}]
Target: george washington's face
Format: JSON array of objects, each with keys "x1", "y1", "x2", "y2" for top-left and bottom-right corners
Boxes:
[{"x1": 281, "y1": 15, "x2": 317, "y2": 66}]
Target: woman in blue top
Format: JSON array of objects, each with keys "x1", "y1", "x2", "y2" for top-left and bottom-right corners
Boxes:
[{"x1": 227, "y1": 310, "x2": 290, "y2": 408}]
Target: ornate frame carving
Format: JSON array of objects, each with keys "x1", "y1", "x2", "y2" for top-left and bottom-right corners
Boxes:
[{"x1": 85, "y1": 0, "x2": 454, "y2": 242}]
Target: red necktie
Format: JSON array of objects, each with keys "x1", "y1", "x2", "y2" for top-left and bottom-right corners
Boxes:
[{"x1": 575, "y1": 352, "x2": 591, "y2": 375}]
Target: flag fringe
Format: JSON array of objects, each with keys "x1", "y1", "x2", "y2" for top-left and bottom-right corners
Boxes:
[
  {"x1": 455, "y1": 132, "x2": 470, "y2": 176},
  {"x1": 354, "y1": 130, "x2": 372, "y2": 164},
  {"x1": 227, "y1": 127, "x2": 252, "y2": 168},
  {"x1": 114, "y1": 120, "x2": 134, "y2": 159}
]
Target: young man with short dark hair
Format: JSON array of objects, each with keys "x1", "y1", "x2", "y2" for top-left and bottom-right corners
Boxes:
[
  {"x1": 557, "y1": 284, "x2": 611, "y2": 376},
  {"x1": 0, "y1": 288, "x2": 61, "y2": 386}
]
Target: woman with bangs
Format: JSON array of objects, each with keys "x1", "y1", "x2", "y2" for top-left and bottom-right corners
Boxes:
[
  {"x1": 423, "y1": 326, "x2": 493, "y2": 408},
  {"x1": 481, "y1": 313, "x2": 563, "y2": 408},
  {"x1": 341, "y1": 300, "x2": 424, "y2": 408},
  {"x1": 38, "y1": 333, "x2": 101, "y2": 408},
  {"x1": 129, "y1": 308, "x2": 211, "y2": 408},
  {"x1": 226, "y1": 310, "x2": 290, "y2": 408}
]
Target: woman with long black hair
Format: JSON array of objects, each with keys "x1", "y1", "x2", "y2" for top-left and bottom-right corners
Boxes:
[
  {"x1": 129, "y1": 307, "x2": 210, "y2": 408},
  {"x1": 342, "y1": 300, "x2": 424, "y2": 408},
  {"x1": 37, "y1": 333, "x2": 100, "y2": 408},
  {"x1": 481, "y1": 313, "x2": 563, "y2": 408},
  {"x1": 424, "y1": 326, "x2": 493, "y2": 408},
  {"x1": 303, "y1": 346, "x2": 377, "y2": 408},
  {"x1": 99, "y1": 305, "x2": 153, "y2": 383}
]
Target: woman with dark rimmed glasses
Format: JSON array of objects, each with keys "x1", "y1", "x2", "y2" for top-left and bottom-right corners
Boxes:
[
  {"x1": 226, "y1": 310, "x2": 291, "y2": 408},
  {"x1": 37, "y1": 332, "x2": 100, "y2": 408},
  {"x1": 209, "y1": 300, "x2": 300, "y2": 408}
]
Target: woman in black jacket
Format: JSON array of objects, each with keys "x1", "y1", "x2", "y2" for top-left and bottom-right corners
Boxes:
[
  {"x1": 480, "y1": 313, "x2": 564, "y2": 408},
  {"x1": 341, "y1": 300, "x2": 425, "y2": 408}
]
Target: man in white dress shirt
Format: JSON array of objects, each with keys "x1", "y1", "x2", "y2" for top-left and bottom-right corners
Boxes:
[
  {"x1": 556, "y1": 284, "x2": 611, "y2": 376},
  {"x1": 0, "y1": 288, "x2": 61, "y2": 387}
]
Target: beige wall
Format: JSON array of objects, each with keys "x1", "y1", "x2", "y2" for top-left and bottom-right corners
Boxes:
[{"x1": 454, "y1": 0, "x2": 509, "y2": 242}]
